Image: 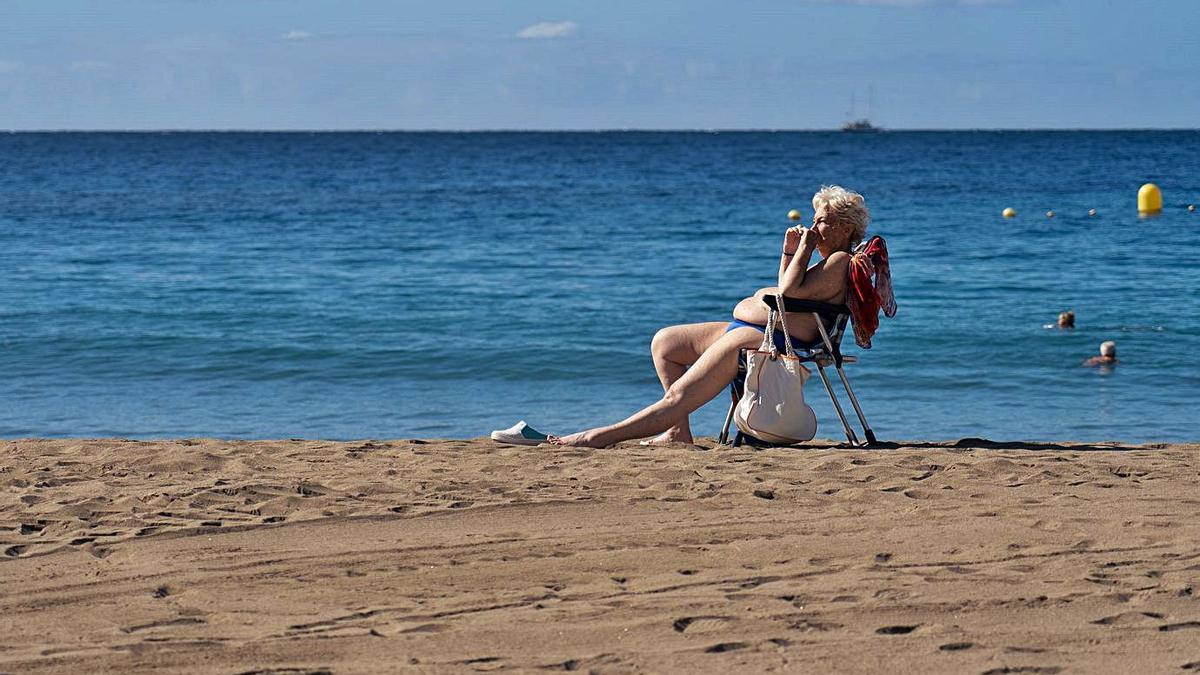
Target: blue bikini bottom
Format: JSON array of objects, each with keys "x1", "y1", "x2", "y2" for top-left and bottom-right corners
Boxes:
[{"x1": 726, "y1": 318, "x2": 814, "y2": 352}]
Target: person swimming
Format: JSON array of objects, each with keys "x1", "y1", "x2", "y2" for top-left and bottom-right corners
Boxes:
[{"x1": 1083, "y1": 341, "x2": 1117, "y2": 367}]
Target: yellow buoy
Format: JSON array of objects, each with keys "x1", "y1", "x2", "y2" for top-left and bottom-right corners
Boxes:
[
  {"x1": 1088, "y1": 208, "x2": 1097, "y2": 217},
  {"x1": 1046, "y1": 210, "x2": 1055, "y2": 218},
  {"x1": 1138, "y1": 183, "x2": 1163, "y2": 215},
  {"x1": 1002, "y1": 207, "x2": 1016, "y2": 218},
  {"x1": 787, "y1": 209, "x2": 802, "y2": 221}
]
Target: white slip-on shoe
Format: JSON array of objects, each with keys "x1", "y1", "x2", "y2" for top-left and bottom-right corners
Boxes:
[{"x1": 490, "y1": 420, "x2": 550, "y2": 446}]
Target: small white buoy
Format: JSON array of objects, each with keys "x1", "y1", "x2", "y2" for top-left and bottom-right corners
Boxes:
[
  {"x1": 1046, "y1": 210, "x2": 1055, "y2": 219},
  {"x1": 1002, "y1": 207, "x2": 1016, "y2": 218},
  {"x1": 1088, "y1": 208, "x2": 1097, "y2": 217},
  {"x1": 1189, "y1": 204, "x2": 1197, "y2": 213}
]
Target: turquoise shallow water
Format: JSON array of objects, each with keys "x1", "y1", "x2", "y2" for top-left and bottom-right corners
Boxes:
[{"x1": 0, "y1": 131, "x2": 1197, "y2": 441}]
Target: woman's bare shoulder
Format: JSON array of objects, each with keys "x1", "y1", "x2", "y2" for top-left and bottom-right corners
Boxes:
[{"x1": 812, "y1": 250, "x2": 852, "y2": 271}]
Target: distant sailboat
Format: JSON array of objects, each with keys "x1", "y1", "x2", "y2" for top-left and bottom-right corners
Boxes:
[
  {"x1": 841, "y1": 89, "x2": 883, "y2": 133},
  {"x1": 841, "y1": 119, "x2": 881, "y2": 133}
]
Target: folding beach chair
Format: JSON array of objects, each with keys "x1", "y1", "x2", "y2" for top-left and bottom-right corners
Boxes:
[{"x1": 717, "y1": 295, "x2": 878, "y2": 447}]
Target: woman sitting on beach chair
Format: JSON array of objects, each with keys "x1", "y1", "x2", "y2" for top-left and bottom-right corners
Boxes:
[{"x1": 550, "y1": 185, "x2": 870, "y2": 449}]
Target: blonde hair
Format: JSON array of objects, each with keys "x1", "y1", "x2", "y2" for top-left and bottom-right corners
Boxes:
[{"x1": 812, "y1": 185, "x2": 870, "y2": 248}]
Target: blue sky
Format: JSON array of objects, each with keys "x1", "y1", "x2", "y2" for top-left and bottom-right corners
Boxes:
[{"x1": 2, "y1": 0, "x2": 1197, "y2": 129}]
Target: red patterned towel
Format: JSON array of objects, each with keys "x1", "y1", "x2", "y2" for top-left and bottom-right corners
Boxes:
[{"x1": 846, "y1": 236, "x2": 896, "y2": 349}]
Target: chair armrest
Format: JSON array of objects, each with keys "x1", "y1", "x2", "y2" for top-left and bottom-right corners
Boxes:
[{"x1": 760, "y1": 296, "x2": 849, "y2": 321}]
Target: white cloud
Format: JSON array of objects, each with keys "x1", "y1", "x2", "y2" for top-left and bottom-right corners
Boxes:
[
  {"x1": 282, "y1": 30, "x2": 312, "y2": 41},
  {"x1": 516, "y1": 21, "x2": 578, "y2": 39}
]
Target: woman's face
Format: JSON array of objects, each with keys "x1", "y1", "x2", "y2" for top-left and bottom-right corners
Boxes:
[{"x1": 812, "y1": 205, "x2": 847, "y2": 248}]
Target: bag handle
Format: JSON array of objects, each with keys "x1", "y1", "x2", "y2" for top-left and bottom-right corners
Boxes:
[
  {"x1": 761, "y1": 306, "x2": 778, "y2": 354},
  {"x1": 760, "y1": 293, "x2": 797, "y2": 359},
  {"x1": 774, "y1": 293, "x2": 796, "y2": 358}
]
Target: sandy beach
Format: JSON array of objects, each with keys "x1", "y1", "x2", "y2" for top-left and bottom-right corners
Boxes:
[{"x1": 2, "y1": 437, "x2": 1198, "y2": 673}]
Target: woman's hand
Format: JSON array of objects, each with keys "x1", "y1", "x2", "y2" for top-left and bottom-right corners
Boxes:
[
  {"x1": 784, "y1": 226, "x2": 823, "y2": 255},
  {"x1": 799, "y1": 225, "x2": 825, "y2": 251},
  {"x1": 783, "y1": 226, "x2": 804, "y2": 255}
]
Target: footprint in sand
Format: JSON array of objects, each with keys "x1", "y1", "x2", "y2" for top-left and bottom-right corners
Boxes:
[
  {"x1": 979, "y1": 662, "x2": 1065, "y2": 667},
  {"x1": 458, "y1": 656, "x2": 501, "y2": 665},
  {"x1": 119, "y1": 617, "x2": 206, "y2": 634},
  {"x1": 789, "y1": 619, "x2": 841, "y2": 632},
  {"x1": 1028, "y1": 519, "x2": 1062, "y2": 531},
  {"x1": 546, "y1": 654, "x2": 624, "y2": 671},
  {"x1": 234, "y1": 666, "x2": 333, "y2": 674},
  {"x1": 876, "y1": 624, "x2": 920, "y2": 635},
  {"x1": 1160, "y1": 621, "x2": 1200, "y2": 632},
  {"x1": 673, "y1": 616, "x2": 733, "y2": 634},
  {"x1": 1090, "y1": 611, "x2": 1164, "y2": 626},
  {"x1": 704, "y1": 642, "x2": 748, "y2": 653}
]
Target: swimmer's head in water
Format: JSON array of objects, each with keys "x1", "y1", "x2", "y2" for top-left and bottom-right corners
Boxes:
[
  {"x1": 1100, "y1": 341, "x2": 1116, "y2": 357},
  {"x1": 1058, "y1": 310, "x2": 1075, "y2": 328}
]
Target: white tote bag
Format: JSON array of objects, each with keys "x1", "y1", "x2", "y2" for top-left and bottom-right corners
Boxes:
[{"x1": 733, "y1": 295, "x2": 818, "y2": 444}]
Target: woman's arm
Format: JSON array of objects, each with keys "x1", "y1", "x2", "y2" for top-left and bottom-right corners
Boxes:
[
  {"x1": 781, "y1": 250, "x2": 851, "y2": 299},
  {"x1": 778, "y1": 227, "x2": 818, "y2": 291},
  {"x1": 778, "y1": 226, "x2": 853, "y2": 299}
]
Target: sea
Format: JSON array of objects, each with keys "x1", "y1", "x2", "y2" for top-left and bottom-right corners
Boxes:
[{"x1": 1, "y1": 131, "x2": 1198, "y2": 442}]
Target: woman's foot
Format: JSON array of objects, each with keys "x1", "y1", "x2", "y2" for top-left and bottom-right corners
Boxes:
[
  {"x1": 638, "y1": 428, "x2": 694, "y2": 446},
  {"x1": 548, "y1": 430, "x2": 606, "y2": 448}
]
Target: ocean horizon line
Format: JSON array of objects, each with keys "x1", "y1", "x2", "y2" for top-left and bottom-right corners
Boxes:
[{"x1": 5, "y1": 127, "x2": 1199, "y2": 134}]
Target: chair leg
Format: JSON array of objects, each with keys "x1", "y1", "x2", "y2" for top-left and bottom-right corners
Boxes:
[
  {"x1": 834, "y1": 365, "x2": 877, "y2": 445},
  {"x1": 815, "y1": 364, "x2": 860, "y2": 446},
  {"x1": 719, "y1": 392, "x2": 737, "y2": 445},
  {"x1": 719, "y1": 352, "x2": 749, "y2": 446}
]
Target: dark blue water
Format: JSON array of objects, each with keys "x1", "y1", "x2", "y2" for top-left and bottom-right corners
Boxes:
[{"x1": 1, "y1": 131, "x2": 1198, "y2": 442}]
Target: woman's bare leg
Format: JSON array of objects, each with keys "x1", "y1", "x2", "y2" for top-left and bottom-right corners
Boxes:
[
  {"x1": 552, "y1": 327, "x2": 763, "y2": 448},
  {"x1": 645, "y1": 322, "x2": 731, "y2": 444}
]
